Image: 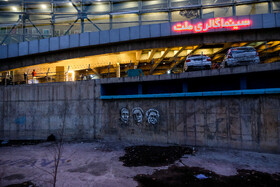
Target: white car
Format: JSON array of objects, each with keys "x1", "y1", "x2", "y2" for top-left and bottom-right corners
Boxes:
[
  {"x1": 184, "y1": 55, "x2": 212, "y2": 71},
  {"x1": 222, "y1": 46, "x2": 260, "y2": 67}
]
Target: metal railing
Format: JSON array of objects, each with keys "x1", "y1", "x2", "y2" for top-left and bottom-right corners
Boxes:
[{"x1": 0, "y1": 71, "x2": 95, "y2": 86}]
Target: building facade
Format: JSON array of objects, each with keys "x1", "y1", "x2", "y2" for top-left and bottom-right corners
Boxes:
[{"x1": 1, "y1": 0, "x2": 279, "y2": 45}]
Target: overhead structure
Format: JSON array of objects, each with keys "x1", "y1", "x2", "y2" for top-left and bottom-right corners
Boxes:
[{"x1": 0, "y1": 0, "x2": 277, "y2": 45}]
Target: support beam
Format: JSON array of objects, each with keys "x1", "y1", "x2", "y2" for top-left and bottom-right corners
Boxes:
[
  {"x1": 148, "y1": 49, "x2": 157, "y2": 62},
  {"x1": 150, "y1": 48, "x2": 171, "y2": 74},
  {"x1": 92, "y1": 68, "x2": 101, "y2": 77},
  {"x1": 257, "y1": 41, "x2": 280, "y2": 53},
  {"x1": 187, "y1": 45, "x2": 202, "y2": 56},
  {"x1": 168, "y1": 46, "x2": 186, "y2": 63},
  {"x1": 209, "y1": 43, "x2": 232, "y2": 58},
  {"x1": 259, "y1": 44, "x2": 280, "y2": 55},
  {"x1": 263, "y1": 56, "x2": 280, "y2": 64},
  {"x1": 134, "y1": 50, "x2": 142, "y2": 69},
  {"x1": 169, "y1": 57, "x2": 185, "y2": 71}
]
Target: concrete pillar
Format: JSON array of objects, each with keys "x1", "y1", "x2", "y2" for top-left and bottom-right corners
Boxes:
[
  {"x1": 56, "y1": 66, "x2": 65, "y2": 82},
  {"x1": 116, "y1": 63, "x2": 120, "y2": 78}
]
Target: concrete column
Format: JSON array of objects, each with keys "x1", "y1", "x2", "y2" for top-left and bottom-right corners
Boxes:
[
  {"x1": 116, "y1": 63, "x2": 120, "y2": 78},
  {"x1": 56, "y1": 66, "x2": 65, "y2": 82}
]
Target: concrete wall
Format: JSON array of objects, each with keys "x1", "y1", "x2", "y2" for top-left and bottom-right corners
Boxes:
[
  {"x1": 0, "y1": 81, "x2": 97, "y2": 141},
  {"x1": 100, "y1": 96, "x2": 280, "y2": 153},
  {"x1": 0, "y1": 80, "x2": 279, "y2": 153}
]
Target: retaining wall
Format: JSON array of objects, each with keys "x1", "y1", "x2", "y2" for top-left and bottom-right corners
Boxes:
[{"x1": 0, "y1": 68, "x2": 280, "y2": 153}]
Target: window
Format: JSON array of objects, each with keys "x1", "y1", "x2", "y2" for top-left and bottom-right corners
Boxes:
[
  {"x1": 203, "y1": 6, "x2": 233, "y2": 19},
  {"x1": 141, "y1": 12, "x2": 169, "y2": 25},
  {"x1": 112, "y1": 14, "x2": 139, "y2": 29},
  {"x1": 236, "y1": 3, "x2": 269, "y2": 16},
  {"x1": 43, "y1": 29, "x2": 50, "y2": 36}
]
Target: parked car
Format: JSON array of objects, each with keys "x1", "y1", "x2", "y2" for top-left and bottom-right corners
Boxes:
[
  {"x1": 183, "y1": 55, "x2": 212, "y2": 71},
  {"x1": 221, "y1": 46, "x2": 260, "y2": 68}
]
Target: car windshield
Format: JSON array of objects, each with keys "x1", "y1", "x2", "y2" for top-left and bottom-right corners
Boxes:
[{"x1": 231, "y1": 47, "x2": 256, "y2": 53}]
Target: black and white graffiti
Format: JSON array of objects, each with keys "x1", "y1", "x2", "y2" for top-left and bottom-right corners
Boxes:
[
  {"x1": 120, "y1": 107, "x2": 129, "y2": 124},
  {"x1": 179, "y1": 9, "x2": 199, "y2": 20},
  {"x1": 145, "y1": 108, "x2": 160, "y2": 126},
  {"x1": 132, "y1": 107, "x2": 144, "y2": 124},
  {"x1": 119, "y1": 107, "x2": 160, "y2": 126}
]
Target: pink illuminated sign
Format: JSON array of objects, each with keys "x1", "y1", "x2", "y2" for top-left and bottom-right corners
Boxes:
[{"x1": 173, "y1": 17, "x2": 251, "y2": 33}]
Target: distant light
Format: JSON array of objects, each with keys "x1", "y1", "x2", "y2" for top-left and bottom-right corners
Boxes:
[
  {"x1": 163, "y1": 62, "x2": 166, "y2": 65},
  {"x1": 12, "y1": 6, "x2": 17, "y2": 11},
  {"x1": 167, "y1": 70, "x2": 171, "y2": 74},
  {"x1": 41, "y1": 4, "x2": 47, "y2": 9}
]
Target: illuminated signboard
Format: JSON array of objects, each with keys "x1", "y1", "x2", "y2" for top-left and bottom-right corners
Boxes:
[{"x1": 173, "y1": 17, "x2": 251, "y2": 33}]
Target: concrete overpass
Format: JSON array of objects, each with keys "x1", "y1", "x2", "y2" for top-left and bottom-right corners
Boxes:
[{"x1": 0, "y1": 13, "x2": 279, "y2": 77}]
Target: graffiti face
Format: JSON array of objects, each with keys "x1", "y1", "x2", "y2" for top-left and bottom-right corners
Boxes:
[
  {"x1": 132, "y1": 107, "x2": 144, "y2": 124},
  {"x1": 120, "y1": 108, "x2": 129, "y2": 124},
  {"x1": 146, "y1": 109, "x2": 160, "y2": 125}
]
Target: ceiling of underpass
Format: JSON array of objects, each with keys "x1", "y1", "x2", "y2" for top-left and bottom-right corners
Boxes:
[{"x1": 3, "y1": 40, "x2": 280, "y2": 78}]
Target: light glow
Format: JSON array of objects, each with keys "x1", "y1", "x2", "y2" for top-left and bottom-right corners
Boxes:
[
  {"x1": 173, "y1": 17, "x2": 251, "y2": 33},
  {"x1": 67, "y1": 71, "x2": 75, "y2": 81},
  {"x1": 41, "y1": 4, "x2": 47, "y2": 9},
  {"x1": 11, "y1": 6, "x2": 17, "y2": 11}
]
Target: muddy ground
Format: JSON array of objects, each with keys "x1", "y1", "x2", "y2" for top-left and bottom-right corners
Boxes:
[{"x1": 0, "y1": 141, "x2": 280, "y2": 187}]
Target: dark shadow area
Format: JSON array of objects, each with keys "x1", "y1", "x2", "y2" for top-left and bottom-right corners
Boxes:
[
  {"x1": 134, "y1": 165, "x2": 280, "y2": 187},
  {"x1": 4, "y1": 181, "x2": 37, "y2": 187},
  {"x1": 0, "y1": 140, "x2": 45, "y2": 147},
  {"x1": 119, "y1": 146, "x2": 193, "y2": 167}
]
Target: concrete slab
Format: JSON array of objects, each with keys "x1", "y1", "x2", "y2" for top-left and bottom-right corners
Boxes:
[
  {"x1": 80, "y1": 32, "x2": 90, "y2": 47},
  {"x1": 140, "y1": 25, "x2": 150, "y2": 39},
  {"x1": 39, "y1": 39, "x2": 49, "y2": 53},
  {"x1": 29, "y1": 40, "x2": 39, "y2": 54},
  {"x1": 19, "y1": 42, "x2": 29, "y2": 56},
  {"x1": 8, "y1": 43, "x2": 19, "y2": 58},
  {"x1": 100, "y1": 30, "x2": 110, "y2": 44},
  {"x1": 120, "y1": 27, "x2": 130, "y2": 41},
  {"x1": 60, "y1": 35, "x2": 70, "y2": 49},
  {"x1": 70, "y1": 34, "x2": 80, "y2": 48},
  {"x1": 130, "y1": 26, "x2": 140, "y2": 40},
  {"x1": 0, "y1": 45, "x2": 8, "y2": 59},
  {"x1": 50, "y1": 37, "x2": 59, "y2": 51},
  {"x1": 90, "y1": 32, "x2": 100, "y2": 45},
  {"x1": 263, "y1": 13, "x2": 276, "y2": 28},
  {"x1": 110, "y1": 29, "x2": 120, "y2": 43},
  {"x1": 160, "y1": 22, "x2": 171, "y2": 36},
  {"x1": 150, "y1": 24, "x2": 160, "y2": 38}
]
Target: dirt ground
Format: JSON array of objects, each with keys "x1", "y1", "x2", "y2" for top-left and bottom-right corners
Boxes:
[{"x1": 0, "y1": 141, "x2": 280, "y2": 187}]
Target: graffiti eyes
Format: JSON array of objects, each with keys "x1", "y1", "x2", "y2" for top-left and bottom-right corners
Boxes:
[{"x1": 120, "y1": 107, "x2": 160, "y2": 126}]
